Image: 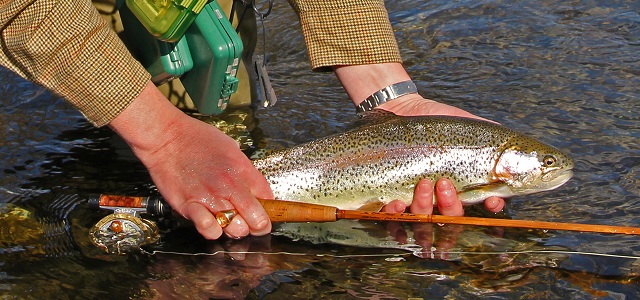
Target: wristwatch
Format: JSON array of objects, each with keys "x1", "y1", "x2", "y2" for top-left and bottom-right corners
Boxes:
[{"x1": 355, "y1": 80, "x2": 418, "y2": 115}]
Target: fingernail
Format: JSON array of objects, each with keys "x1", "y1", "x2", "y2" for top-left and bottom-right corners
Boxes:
[
  {"x1": 485, "y1": 197, "x2": 505, "y2": 212},
  {"x1": 436, "y1": 179, "x2": 454, "y2": 195},
  {"x1": 256, "y1": 218, "x2": 269, "y2": 230},
  {"x1": 248, "y1": 210, "x2": 269, "y2": 230},
  {"x1": 486, "y1": 198, "x2": 498, "y2": 210},
  {"x1": 395, "y1": 201, "x2": 407, "y2": 212}
]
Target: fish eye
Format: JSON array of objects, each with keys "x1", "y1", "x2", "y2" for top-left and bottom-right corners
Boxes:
[{"x1": 542, "y1": 155, "x2": 557, "y2": 167}]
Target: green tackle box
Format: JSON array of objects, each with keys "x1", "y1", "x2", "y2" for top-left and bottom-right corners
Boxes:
[
  {"x1": 125, "y1": 0, "x2": 208, "y2": 42},
  {"x1": 119, "y1": 2, "x2": 194, "y2": 85},
  {"x1": 180, "y1": 1, "x2": 243, "y2": 115}
]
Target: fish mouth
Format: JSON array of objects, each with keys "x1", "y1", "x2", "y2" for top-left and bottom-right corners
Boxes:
[
  {"x1": 531, "y1": 169, "x2": 574, "y2": 192},
  {"x1": 545, "y1": 168, "x2": 573, "y2": 183}
]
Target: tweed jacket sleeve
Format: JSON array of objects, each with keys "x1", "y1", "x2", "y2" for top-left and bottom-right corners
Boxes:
[
  {"x1": 0, "y1": 0, "x2": 150, "y2": 127},
  {"x1": 288, "y1": 0, "x2": 402, "y2": 71}
]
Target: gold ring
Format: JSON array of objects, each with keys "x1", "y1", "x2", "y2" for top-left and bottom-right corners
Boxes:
[{"x1": 215, "y1": 209, "x2": 238, "y2": 228}]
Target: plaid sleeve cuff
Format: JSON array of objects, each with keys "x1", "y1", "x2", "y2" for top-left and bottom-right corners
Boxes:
[
  {"x1": 289, "y1": 0, "x2": 402, "y2": 71},
  {"x1": 0, "y1": 0, "x2": 150, "y2": 127}
]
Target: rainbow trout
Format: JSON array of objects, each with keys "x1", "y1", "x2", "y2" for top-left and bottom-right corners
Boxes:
[{"x1": 253, "y1": 114, "x2": 573, "y2": 210}]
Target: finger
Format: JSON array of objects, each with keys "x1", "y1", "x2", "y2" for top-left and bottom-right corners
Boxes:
[
  {"x1": 382, "y1": 200, "x2": 407, "y2": 213},
  {"x1": 232, "y1": 197, "x2": 272, "y2": 236},
  {"x1": 435, "y1": 178, "x2": 464, "y2": 216},
  {"x1": 196, "y1": 196, "x2": 251, "y2": 239},
  {"x1": 185, "y1": 202, "x2": 223, "y2": 240},
  {"x1": 223, "y1": 214, "x2": 250, "y2": 239},
  {"x1": 483, "y1": 196, "x2": 505, "y2": 213},
  {"x1": 410, "y1": 179, "x2": 435, "y2": 214},
  {"x1": 246, "y1": 166, "x2": 275, "y2": 200},
  {"x1": 230, "y1": 167, "x2": 273, "y2": 236}
]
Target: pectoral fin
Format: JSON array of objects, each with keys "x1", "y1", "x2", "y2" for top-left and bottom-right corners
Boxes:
[
  {"x1": 456, "y1": 183, "x2": 514, "y2": 205},
  {"x1": 356, "y1": 200, "x2": 387, "y2": 212}
]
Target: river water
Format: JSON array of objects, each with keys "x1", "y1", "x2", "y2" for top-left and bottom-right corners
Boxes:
[{"x1": 1, "y1": 0, "x2": 639, "y2": 298}]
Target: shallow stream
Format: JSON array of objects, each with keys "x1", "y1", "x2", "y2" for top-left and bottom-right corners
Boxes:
[{"x1": 1, "y1": 0, "x2": 639, "y2": 298}]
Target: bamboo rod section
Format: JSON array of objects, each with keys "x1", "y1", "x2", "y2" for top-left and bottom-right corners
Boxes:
[{"x1": 258, "y1": 199, "x2": 640, "y2": 235}]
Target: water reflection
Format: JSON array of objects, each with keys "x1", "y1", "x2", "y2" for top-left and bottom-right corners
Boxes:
[{"x1": 141, "y1": 225, "x2": 640, "y2": 299}]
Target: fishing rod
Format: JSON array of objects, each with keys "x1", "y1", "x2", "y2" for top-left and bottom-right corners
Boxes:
[{"x1": 91, "y1": 194, "x2": 640, "y2": 237}]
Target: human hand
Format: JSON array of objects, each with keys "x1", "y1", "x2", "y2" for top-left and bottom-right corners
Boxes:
[
  {"x1": 377, "y1": 93, "x2": 495, "y2": 122},
  {"x1": 110, "y1": 82, "x2": 272, "y2": 240},
  {"x1": 142, "y1": 116, "x2": 273, "y2": 240}
]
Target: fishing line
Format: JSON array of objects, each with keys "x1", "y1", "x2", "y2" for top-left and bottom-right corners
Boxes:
[
  {"x1": 141, "y1": 248, "x2": 640, "y2": 260},
  {"x1": 421, "y1": 250, "x2": 640, "y2": 260},
  {"x1": 141, "y1": 249, "x2": 413, "y2": 259}
]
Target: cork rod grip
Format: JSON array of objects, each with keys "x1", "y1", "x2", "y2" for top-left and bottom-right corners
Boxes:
[{"x1": 257, "y1": 199, "x2": 337, "y2": 222}]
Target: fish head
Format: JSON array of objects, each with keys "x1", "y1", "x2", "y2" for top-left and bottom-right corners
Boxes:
[{"x1": 493, "y1": 136, "x2": 574, "y2": 195}]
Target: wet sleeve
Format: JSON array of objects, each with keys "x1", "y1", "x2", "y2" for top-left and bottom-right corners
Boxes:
[
  {"x1": 288, "y1": 0, "x2": 402, "y2": 71},
  {"x1": 0, "y1": 0, "x2": 150, "y2": 127}
]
